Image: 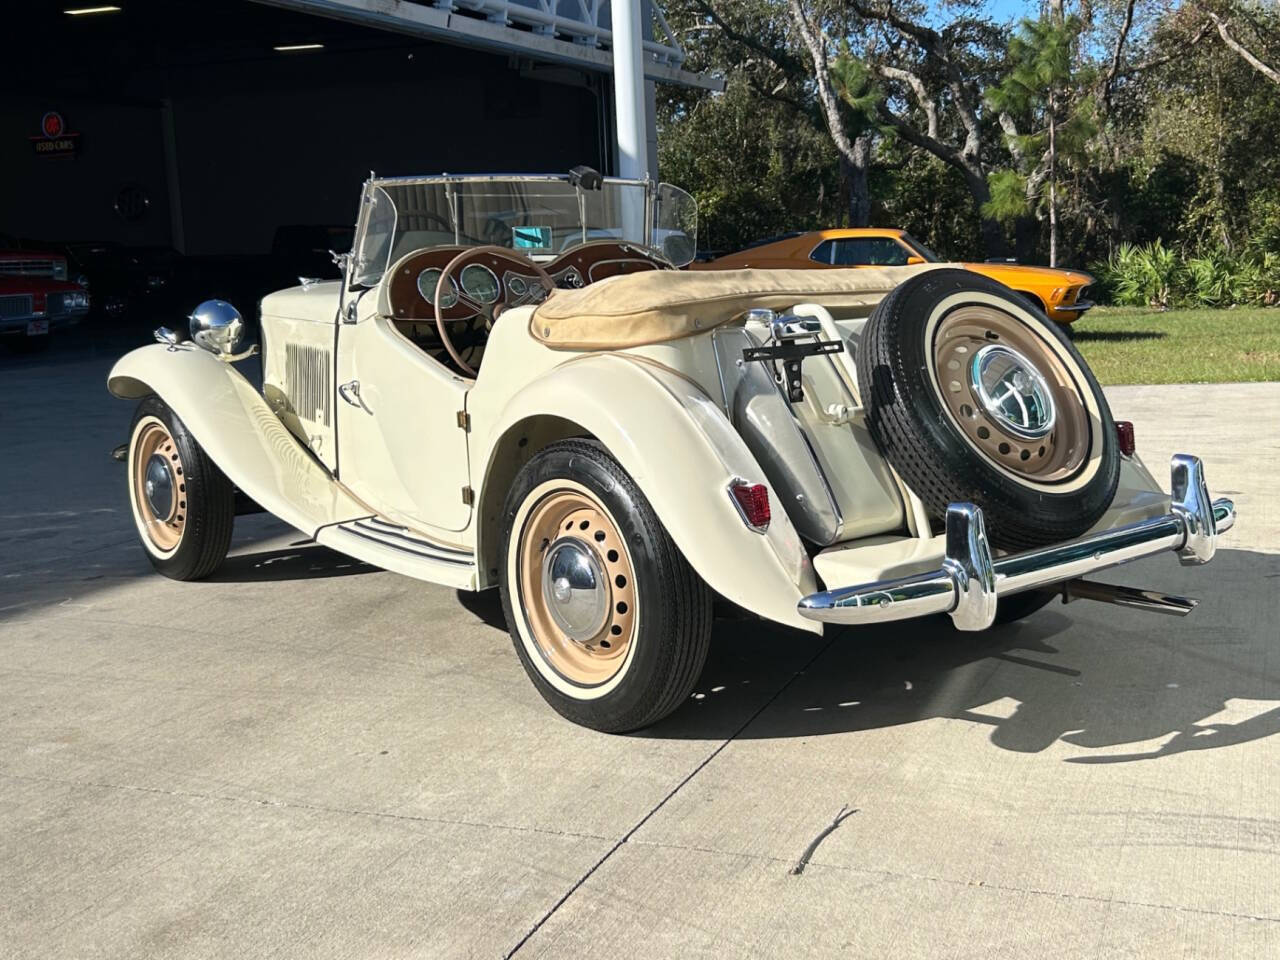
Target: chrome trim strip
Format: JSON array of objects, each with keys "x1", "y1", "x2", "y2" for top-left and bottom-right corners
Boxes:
[
  {"x1": 368, "y1": 174, "x2": 653, "y2": 189},
  {"x1": 1054, "y1": 300, "x2": 1095, "y2": 313},
  {"x1": 340, "y1": 520, "x2": 476, "y2": 566},
  {"x1": 797, "y1": 455, "x2": 1235, "y2": 630},
  {"x1": 356, "y1": 518, "x2": 474, "y2": 556}
]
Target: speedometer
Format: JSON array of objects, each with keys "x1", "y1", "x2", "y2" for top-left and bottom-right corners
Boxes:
[
  {"x1": 459, "y1": 264, "x2": 501, "y2": 304},
  {"x1": 417, "y1": 268, "x2": 458, "y2": 309}
]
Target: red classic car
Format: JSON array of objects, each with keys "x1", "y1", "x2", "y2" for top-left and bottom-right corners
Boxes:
[{"x1": 0, "y1": 236, "x2": 90, "y2": 349}]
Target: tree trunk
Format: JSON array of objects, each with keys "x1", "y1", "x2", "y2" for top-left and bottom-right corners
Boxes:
[
  {"x1": 788, "y1": 0, "x2": 873, "y2": 227},
  {"x1": 960, "y1": 167, "x2": 1008, "y2": 260},
  {"x1": 1014, "y1": 215, "x2": 1038, "y2": 263},
  {"x1": 1048, "y1": 93, "x2": 1058, "y2": 268},
  {"x1": 842, "y1": 133, "x2": 873, "y2": 227}
]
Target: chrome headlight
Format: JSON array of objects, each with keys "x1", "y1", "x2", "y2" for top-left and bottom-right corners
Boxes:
[{"x1": 189, "y1": 299, "x2": 245, "y2": 357}]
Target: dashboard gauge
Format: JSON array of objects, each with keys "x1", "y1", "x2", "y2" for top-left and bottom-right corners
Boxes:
[
  {"x1": 460, "y1": 264, "x2": 501, "y2": 304},
  {"x1": 417, "y1": 268, "x2": 458, "y2": 309},
  {"x1": 558, "y1": 268, "x2": 584, "y2": 289},
  {"x1": 506, "y1": 274, "x2": 528, "y2": 298}
]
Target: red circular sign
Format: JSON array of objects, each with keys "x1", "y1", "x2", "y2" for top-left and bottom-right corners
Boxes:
[{"x1": 41, "y1": 112, "x2": 65, "y2": 139}]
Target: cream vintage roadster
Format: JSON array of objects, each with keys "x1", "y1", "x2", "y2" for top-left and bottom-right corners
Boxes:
[{"x1": 108, "y1": 171, "x2": 1236, "y2": 732}]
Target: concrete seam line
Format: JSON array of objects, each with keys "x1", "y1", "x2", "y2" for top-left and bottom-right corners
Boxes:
[
  {"x1": 0, "y1": 771, "x2": 613, "y2": 844},
  {"x1": 607, "y1": 838, "x2": 1280, "y2": 926},
  {"x1": 502, "y1": 636, "x2": 840, "y2": 959}
]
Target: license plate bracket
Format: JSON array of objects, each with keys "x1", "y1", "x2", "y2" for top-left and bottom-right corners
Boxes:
[{"x1": 741, "y1": 339, "x2": 843, "y2": 402}]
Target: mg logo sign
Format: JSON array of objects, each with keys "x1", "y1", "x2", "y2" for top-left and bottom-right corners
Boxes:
[{"x1": 41, "y1": 112, "x2": 66, "y2": 138}]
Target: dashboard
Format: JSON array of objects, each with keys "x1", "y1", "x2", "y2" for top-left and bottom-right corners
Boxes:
[{"x1": 385, "y1": 241, "x2": 672, "y2": 323}]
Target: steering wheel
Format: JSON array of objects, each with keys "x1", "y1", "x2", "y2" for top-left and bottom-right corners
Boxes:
[{"x1": 435, "y1": 245, "x2": 555, "y2": 377}]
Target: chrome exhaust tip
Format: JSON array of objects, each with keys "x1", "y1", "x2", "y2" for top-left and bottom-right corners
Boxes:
[{"x1": 1061, "y1": 579, "x2": 1199, "y2": 617}]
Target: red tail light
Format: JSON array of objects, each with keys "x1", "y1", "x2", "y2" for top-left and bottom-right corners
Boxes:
[
  {"x1": 729, "y1": 480, "x2": 771, "y2": 532},
  {"x1": 1115, "y1": 420, "x2": 1135, "y2": 457}
]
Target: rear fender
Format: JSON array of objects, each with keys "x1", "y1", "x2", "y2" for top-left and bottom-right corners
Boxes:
[
  {"x1": 476, "y1": 354, "x2": 820, "y2": 633},
  {"x1": 108, "y1": 344, "x2": 365, "y2": 537}
]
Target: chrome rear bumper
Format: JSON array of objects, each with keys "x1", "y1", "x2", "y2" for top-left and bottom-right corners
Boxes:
[{"x1": 797, "y1": 455, "x2": 1236, "y2": 630}]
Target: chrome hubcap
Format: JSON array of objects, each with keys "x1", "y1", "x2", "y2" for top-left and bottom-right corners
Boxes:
[
  {"x1": 143, "y1": 453, "x2": 176, "y2": 521},
  {"x1": 540, "y1": 537, "x2": 609, "y2": 643},
  {"x1": 970, "y1": 344, "x2": 1056, "y2": 440}
]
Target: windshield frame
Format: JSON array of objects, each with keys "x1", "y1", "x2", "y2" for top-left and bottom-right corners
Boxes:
[{"x1": 349, "y1": 174, "x2": 695, "y2": 288}]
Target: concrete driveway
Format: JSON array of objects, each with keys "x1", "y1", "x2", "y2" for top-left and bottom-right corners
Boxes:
[{"x1": 2, "y1": 336, "x2": 1277, "y2": 958}]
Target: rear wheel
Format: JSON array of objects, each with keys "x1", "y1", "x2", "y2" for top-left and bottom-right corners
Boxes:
[
  {"x1": 127, "y1": 396, "x2": 234, "y2": 580},
  {"x1": 858, "y1": 269, "x2": 1119, "y2": 550},
  {"x1": 498, "y1": 440, "x2": 712, "y2": 733}
]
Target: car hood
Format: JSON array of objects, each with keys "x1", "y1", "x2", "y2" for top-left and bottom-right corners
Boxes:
[{"x1": 965, "y1": 262, "x2": 1093, "y2": 285}]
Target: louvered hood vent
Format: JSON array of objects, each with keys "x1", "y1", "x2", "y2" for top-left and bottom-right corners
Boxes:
[{"x1": 285, "y1": 343, "x2": 332, "y2": 427}]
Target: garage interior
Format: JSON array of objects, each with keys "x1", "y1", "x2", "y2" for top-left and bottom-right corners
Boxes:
[{"x1": 4, "y1": 0, "x2": 713, "y2": 257}]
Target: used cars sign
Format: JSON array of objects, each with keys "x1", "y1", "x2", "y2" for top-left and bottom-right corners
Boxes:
[{"x1": 30, "y1": 111, "x2": 79, "y2": 158}]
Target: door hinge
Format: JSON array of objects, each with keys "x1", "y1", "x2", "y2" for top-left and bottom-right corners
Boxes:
[
  {"x1": 461, "y1": 485, "x2": 474, "y2": 505},
  {"x1": 456, "y1": 410, "x2": 471, "y2": 431}
]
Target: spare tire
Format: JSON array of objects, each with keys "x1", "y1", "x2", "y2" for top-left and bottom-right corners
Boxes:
[{"x1": 857, "y1": 268, "x2": 1119, "y2": 551}]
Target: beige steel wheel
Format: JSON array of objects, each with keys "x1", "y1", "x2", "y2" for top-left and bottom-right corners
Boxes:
[
  {"x1": 499, "y1": 440, "x2": 712, "y2": 733},
  {"x1": 130, "y1": 418, "x2": 187, "y2": 554},
  {"x1": 858, "y1": 269, "x2": 1120, "y2": 551},
  {"x1": 516, "y1": 489, "x2": 638, "y2": 689},
  {"x1": 126, "y1": 396, "x2": 235, "y2": 580},
  {"x1": 932, "y1": 303, "x2": 1091, "y2": 484}
]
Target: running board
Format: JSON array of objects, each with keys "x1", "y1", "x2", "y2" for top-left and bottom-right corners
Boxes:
[
  {"x1": 1061, "y1": 579, "x2": 1199, "y2": 617},
  {"x1": 316, "y1": 517, "x2": 478, "y2": 590}
]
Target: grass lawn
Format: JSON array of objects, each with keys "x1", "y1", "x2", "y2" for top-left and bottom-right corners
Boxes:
[{"x1": 1071, "y1": 305, "x2": 1279, "y2": 385}]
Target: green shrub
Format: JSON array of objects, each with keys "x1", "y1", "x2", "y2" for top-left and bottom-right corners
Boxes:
[
  {"x1": 1184, "y1": 250, "x2": 1233, "y2": 307},
  {"x1": 1094, "y1": 240, "x2": 1182, "y2": 309},
  {"x1": 1092, "y1": 241, "x2": 1280, "y2": 308}
]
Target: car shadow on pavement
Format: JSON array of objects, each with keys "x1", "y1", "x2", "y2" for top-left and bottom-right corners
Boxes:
[
  {"x1": 205, "y1": 544, "x2": 376, "y2": 583},
  {"x1": 456, "y1": 587, "x2": 508, "y2": 630},
  {"x1": 644, "y1": 547, "x2": 1280, "y2": 763}
]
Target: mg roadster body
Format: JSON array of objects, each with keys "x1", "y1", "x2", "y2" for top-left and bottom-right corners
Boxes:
[{"x1": 108, "y1": 173, "x2": 1235, "y2": 732}]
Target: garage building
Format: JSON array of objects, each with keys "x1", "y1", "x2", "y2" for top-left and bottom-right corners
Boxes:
[{"x1": 5, "y1": 0, "x2": 716, "y2": 256}]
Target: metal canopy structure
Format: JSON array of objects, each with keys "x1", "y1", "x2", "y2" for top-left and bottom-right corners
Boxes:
[{"x1": 251, "y1": 0, "x2": 723, "y2": 91}]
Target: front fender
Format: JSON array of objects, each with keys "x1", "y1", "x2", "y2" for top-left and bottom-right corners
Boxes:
[
  {"x1": 478, "y1": 354, "x2": 820, "y2": 633},
  {"x1": 108, "y1": 344, "x2": 365, "y2": 537}
]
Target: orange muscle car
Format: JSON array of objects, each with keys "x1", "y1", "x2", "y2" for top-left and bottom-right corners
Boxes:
[{"x1": 697, "y1": 228, "x2": 1094, "y2": 324}]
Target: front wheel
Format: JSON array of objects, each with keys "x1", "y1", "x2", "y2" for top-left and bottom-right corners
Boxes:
[
  {"x1": 498, "y1": 440, "x2": 712, "y2": 733},
  {"x1": 126, "y1": 396, "x2": 235, "y2": 580}
]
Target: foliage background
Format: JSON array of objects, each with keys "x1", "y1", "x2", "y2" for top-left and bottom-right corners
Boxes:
[{"x1": 656, "y1": 0, "x2": 1280, "y2": 305}]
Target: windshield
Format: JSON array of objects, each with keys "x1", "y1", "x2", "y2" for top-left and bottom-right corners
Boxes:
[
  {"x1": 901, "y1": 233, "x2": 942, "y2": 262},
  {"x1": 351, "y1": 176, "x2": 698, "y2": 286}
]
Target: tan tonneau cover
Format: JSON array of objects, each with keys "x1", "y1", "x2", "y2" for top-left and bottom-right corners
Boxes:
[{"x1": 531, "y1": 264, "x2": 944, "y2": 349}]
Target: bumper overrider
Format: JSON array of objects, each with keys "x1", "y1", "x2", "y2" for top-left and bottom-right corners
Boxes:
[{"x1": 798, "y1": 455, "x2": 1236, "y2": 630}]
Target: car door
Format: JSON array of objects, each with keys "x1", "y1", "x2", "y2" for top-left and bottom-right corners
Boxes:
[{"x1": 334, "y1": 289, "x2": 472, "y2": 533}]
